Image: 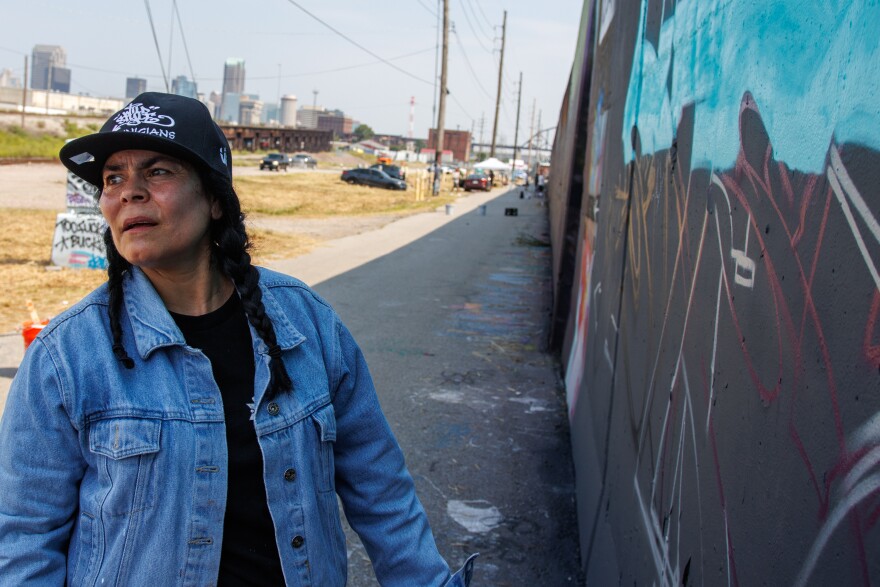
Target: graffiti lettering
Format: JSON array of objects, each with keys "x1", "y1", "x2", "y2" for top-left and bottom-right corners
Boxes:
[{"x1": 51, "y1": 212, "x2": 106, "y2": 269}]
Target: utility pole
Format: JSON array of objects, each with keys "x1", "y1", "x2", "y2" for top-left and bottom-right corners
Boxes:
[
  {"x1": 490, "y1": 10, "x2": 506, "y2": 158},
  {"x1": 432, "y1": 0, "x2": 440, "y2": 134},
  {"x1": 511, "y1": 72, "x2": 522, "y2": 181},
  {"x1": 20, "y1": 56, "x2": 28, "y2": 129},
  {"x1": 433, "y1": 0, "x2": 449, "y2": 195},
  {"x1": 527, "y1": 98, "x2": 536, "y2": 170},
  {"x1": 478, "y1": 113, "x2": 485, "y2": 159},
  {"x1": 536, "y1": 110, "x2": 543, "y2": 154}
]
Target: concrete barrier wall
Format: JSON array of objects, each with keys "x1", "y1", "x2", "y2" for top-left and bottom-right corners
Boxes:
[{"x1": 549, "y1": 1, "x2": 880, "y2": 584}]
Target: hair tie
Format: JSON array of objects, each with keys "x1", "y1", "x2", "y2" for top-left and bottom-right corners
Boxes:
[{"x1": 268, "y1": 344, "x2": 282, "y2": 359}]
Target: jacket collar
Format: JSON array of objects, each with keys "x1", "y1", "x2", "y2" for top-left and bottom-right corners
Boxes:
[{"x1": 123, "y1": 266, "x2": 305, "y2": 360}]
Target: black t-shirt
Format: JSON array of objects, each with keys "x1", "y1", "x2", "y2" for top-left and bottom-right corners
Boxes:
[{"x1": 171, "y1": 293, "x2": 285, "y2": 586}]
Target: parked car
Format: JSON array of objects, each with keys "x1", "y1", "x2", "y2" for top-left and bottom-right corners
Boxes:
[
  {"x1": 463, "y1": 173, "x2": 491, "y2": 192},
  {"x1": 369, "y1": 163, "x2": 402, "y2": 180},
  {"x1": 341, "y1": 167, "x2": 407, "y2": 190},
  {"x1": 259, "y1": 153, "x2": 289, "y2": 171},
  {"x1": 290, "y1": 153, "x2": 317, "y2": 168}
]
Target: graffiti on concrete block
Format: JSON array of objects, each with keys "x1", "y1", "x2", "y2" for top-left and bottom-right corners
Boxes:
[
  {"x1": 51, "y1": 213, "x2": 106, "y2": 269},
  {"x1": 66, "y1": 172, "x2": 99, "y2": 210}
]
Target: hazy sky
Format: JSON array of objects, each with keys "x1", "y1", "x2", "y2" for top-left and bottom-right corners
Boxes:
[{"x1": 0, "y1": 0, "x2": 585, "y2": 144}]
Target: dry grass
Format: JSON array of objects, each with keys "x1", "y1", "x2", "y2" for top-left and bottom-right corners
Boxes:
[
  {"x1": 0, "y1": 209, "x2": 105, "y2": 330},
  {"x1": 0, "y1": 173, "x2": 455, "y2": 333},
  {"x1": 236, "y1": 172, "x2": 450, "y2": 216}
]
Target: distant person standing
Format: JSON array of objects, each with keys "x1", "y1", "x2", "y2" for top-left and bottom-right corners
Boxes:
[
  {"x1": 451, "y1": 168, "x2": 461, "y2": 193},
  {"x1": 537, "y1": 173, "x2": 546, "y2": 196},
  {"x1": 488, "y1": 170, "x2": 495, "y2": 188}
]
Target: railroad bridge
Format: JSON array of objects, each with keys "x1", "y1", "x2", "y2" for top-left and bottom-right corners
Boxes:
[{"x1": 219, "y1": 125, "x2": 332, "y2": 153}]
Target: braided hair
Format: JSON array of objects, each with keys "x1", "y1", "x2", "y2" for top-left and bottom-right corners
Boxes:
[{"x1": 103, "y1": 168, "x2": 293, "y2": 400}]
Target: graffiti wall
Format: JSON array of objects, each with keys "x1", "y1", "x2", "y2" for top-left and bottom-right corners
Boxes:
[{"x1": 549, "y1": 1, "x2": 880, "y2": 584}]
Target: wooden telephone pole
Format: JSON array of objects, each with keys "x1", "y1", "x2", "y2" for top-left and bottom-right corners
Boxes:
[
  {"x1": 511, "y1": 72, "x2": 522, "y2": 180},
  {"x1": 490, "y1": 10, "x2": 506, "y2": 158},
  {"x1": 433, "y1": 0, "x2": 450, "y2": 195}
]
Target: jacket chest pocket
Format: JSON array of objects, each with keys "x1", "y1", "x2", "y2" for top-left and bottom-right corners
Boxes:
[
  {"x1": 88, "y1": 417, "x2": 162, "y2": 516},
  {"x1": 311, "y1": 404, "x2": 337, "y2": 493}
]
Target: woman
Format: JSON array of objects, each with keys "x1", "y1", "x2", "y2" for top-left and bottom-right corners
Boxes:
[{"x1": 0, "y1": 93, "x2": 475, "y2": 586}]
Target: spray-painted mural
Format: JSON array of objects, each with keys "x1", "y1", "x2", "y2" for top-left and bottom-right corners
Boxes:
[{"x1": 549, "y1": 1, "x2": 880, "y2": 585}]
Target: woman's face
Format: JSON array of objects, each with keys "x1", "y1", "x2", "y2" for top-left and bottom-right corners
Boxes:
[{"x1": 100, "y1": 149, "x2": 222, "y2": 274}]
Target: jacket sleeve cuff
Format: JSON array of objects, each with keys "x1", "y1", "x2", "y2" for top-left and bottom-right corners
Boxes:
[{"x1": 444, "y1": 553, "x2": 479, "y2": 587}]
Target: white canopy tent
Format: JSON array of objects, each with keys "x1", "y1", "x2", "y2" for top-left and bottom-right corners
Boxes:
[{"x1": 473, "y1": 157, "x2": 512, "y2": 171}]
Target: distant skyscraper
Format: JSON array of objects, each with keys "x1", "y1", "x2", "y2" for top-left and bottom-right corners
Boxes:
[
  {"x1": 222, "y1": 59, "x2": 245, "y2": 95},
  {"x1": 49, "y1": 67, "x2": 71, "y2": 93},
  {"x1": 126, "y1": 77, "x2": 147, "y2": 99},
  {"x1": 207, "y1": 91, "x2": 223, "y2": 119},
  {"x1": 261, "y1": 103, "x2": 279, "y2": 125},
  {"x1": 31, "y1": 44, "x2": 67, "y2": 91},
  {"x1": 239, "y1": 97, "x2": 263, "y2": 126},
  {"x1": 220, "y1": 93, "x2": 242, "y2": 124},
  {"x1": 171, "y1": 75, "x2": 198, "y2": 99},
  {"x1": 0, "y1": 68, "x2": 22, "y2": 89},
  {"x1": 297, "y1": 105, "x2": 323, "y2": 130}
]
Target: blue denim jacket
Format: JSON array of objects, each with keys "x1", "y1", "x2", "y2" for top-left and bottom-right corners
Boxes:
[{"x1": 0, "y1": 267, "x2": 476, "y2": 586}]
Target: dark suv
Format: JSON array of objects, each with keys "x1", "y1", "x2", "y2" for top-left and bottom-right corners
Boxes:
[{"x1": 259, "y1": 153, "x2": 289, "y2": 172}]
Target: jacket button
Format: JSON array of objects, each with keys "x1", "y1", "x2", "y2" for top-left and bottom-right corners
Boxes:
[
  {"x1": 267, "y1": 402, "x2": 280, "y2": 416},
  {"x1": 291, "y1": 535, "x2": 304, "y2": 548},
  {"x1": 284, "y1": 468, "x2": 297, "y2": 481}
]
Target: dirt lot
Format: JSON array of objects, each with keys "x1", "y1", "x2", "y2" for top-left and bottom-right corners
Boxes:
[{"x1": 0, "y1": 156, "x2": 403, "y2": 238}]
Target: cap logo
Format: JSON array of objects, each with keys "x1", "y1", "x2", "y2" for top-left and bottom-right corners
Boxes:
[{"x1": 112, "y1": 102, "x2": 176, "y2": 139}]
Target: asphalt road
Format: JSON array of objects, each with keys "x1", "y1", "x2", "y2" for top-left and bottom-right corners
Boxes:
[
  {"x1": 276, "y1": 187, "x2": 584, "y2": 585},
  {"x1": 0, "y1": 186, "x2": 584, "y2": 585}
]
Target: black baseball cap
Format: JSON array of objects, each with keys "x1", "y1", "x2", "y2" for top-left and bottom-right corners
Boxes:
[{"x1": 60, "y1": 92, "x2": 232, "y2": 188}]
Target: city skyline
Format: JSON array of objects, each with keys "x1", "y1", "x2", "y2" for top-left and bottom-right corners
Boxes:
[{"x1": 0, "y1": 0, "x2": 582, "y2": 142}]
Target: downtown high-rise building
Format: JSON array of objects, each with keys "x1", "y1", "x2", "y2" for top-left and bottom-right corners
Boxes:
[
  {"x1": 126, "y1": 77, "x2": 147, "y2": 99},
  {"x1": 222, "y1": 58, "x2": 245, "y2": 95},
  {"x1": 171, "y1": 75, "x2": 198, "y2": 99},
  {"x1": 31, "y1": 44, "x2": 70, "y2": 92}
]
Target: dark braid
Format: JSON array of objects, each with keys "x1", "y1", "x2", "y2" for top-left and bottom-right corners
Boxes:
[
  {"x1": 103, "y1": 226, "x2": 135, "y2": 369},
  {"x1": 202, "y1": 170, "x2": 293, "y2": 399}
]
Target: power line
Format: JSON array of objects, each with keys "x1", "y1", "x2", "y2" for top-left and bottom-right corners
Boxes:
[
  {"x1": 245, "y1": 47, "x2": 436, "y2": 82},
  {"x1": 451, "y1": 26, "x2": 493, "y2": 100},
  {"x1": 456, "y1": 0, "x2": 495, "y2": 54},
  {"x1": 143, "y1": 0, "x2": 169, "y2": 91},
  {"x1": 416, "y1": 0, "x2": 437, "y2": 18},
  {"x1": 0, "y1": 45, "x2": 26, "y2": 57},
  {"x1": 57, "y1": 46, "x2": 434, "y2": 87},
  {"x1": 471, "y1": 0, "x2": 495, "y2": 30},
  {"x1": 282, "y1": 0, "x2": 433, "y2": 86},
  {"x1": 173, "y1": 0, "x2": 197, "y2": 83},
  {"x1": 462, "y1": 0, "x2": 498, "y2": 45},
  {"x1": 449, "y1": 92, "x2": 475, "y2": 122}
]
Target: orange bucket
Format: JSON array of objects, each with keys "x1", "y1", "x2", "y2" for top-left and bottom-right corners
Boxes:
[{"x1": 22, "y1": 319, "x2": 49, "y2": 349}]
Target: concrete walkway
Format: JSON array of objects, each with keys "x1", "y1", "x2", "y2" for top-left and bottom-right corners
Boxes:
[
  {"x1": 0, "y1": 186, "x2": 584, "y2": 585},
  {"x1": 0, "y1": 189, "x2": 497, "y2": 413}
]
